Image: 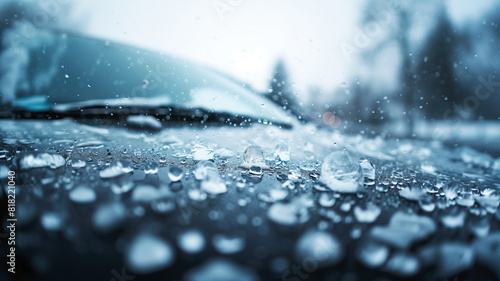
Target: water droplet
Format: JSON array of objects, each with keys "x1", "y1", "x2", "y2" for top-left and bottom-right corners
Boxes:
[
  {"x1": 144, "y1": 161, "x2": 159, "y2": 174},
  {"x1": 248, "y1": 165, "x2": 263, "y2": 176},
  {"x1": 125, "y1": 234, "x2": 175, "y2": 274},
  {"x1": 167, "y1": 166, "x2": 183, "y2": 182}
]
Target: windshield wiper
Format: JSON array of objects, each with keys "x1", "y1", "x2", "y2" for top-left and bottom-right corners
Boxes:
[{"x1": 6, "y1": 105, "x2": 292, "y2": 129}]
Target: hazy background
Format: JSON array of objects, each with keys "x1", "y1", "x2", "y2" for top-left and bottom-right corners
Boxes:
[{"x1": 1, "y1": 0, "x2": 499, "y2": 139}]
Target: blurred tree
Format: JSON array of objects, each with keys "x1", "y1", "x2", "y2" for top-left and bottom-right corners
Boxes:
[
  {"x1": 352, "y1": 0, "x2": 451, "y2": 135},
  {"x1": 415, "y1": 8, "x2": 463, "y2": 120},
  {"x1": 265, "y1": 59, "x2": 307, "y2": 120}
]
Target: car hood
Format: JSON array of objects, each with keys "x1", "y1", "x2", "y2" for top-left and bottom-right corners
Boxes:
[
  {"x1": 1, "y1": 119, "x2": 500, "y2": 281},
  {"x1": 1, "y1": 118, "x2": 498, "y2": 187}
]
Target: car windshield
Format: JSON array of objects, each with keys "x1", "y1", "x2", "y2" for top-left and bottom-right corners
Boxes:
[{"x1": 3, "y1": 29, "x2": 292, "y2": 126}]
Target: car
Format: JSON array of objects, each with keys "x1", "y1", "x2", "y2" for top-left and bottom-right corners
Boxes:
[{"x1": 1, "y1": 29, "x2": 500, "y2": 281}]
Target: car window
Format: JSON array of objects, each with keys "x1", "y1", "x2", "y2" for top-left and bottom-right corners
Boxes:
[{"x1": 7, "y1": 30, "x2": 291, "y2": 125}]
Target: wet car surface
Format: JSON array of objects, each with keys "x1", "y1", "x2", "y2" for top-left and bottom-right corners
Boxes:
[{"x1": 1, "y1": 116, "x2": 500, "y2": 281}]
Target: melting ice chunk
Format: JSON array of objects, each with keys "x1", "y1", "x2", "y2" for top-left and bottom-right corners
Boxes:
[
  {"x1": 41, "y1": 212, "x2": 63, "y2": 231},
  {"x1": 92, "y1": 202, "x2": 126, "y2": 233},
  {"x1": 131, "y1": 184, "x2": 161, "y2": 202},
  {"x1": 441, "y1": 210, "x2": 466, "y2": 228},
  {"x1": 321, "y1": 151, "x2": 363, "y2": 193},
  {"x1": 126, "y1": 115, "x2": 162, "y2": 130},
  {"x1": 399, "y1": 187, "x2": 425, "y2": 201},
  {"x1": 15, "y1": 152, "x2": 66, "y2": 170},
  {"x1": 242, "y1": 145, "x2": 267, "y2": 168},
  {"x1": 191, "y1": 139, "x2": 214, "y2": 161},
  {"x1": 71, "y1": 159, "x2": 87, "y2": 169},
  {"x1": 473, "y1": 233, "x2": 500, "y2": 279},
  {"x1": 354, "y1": 203, "x2": 381, "y2": 223},
  {"x1": 214, "y1": 148, "x2": 235, "y2": 159},
  {"x1": 178, "y1": 230, "x2": 205, "y2": 254},
  {"x1": 420, "y1": 243, "x2": 474, "y2": 278},
  {"x1": 110, "y1": 174, "x2": 134, "y2": 195},
  {"x1": 383, "y1": 252, "x2": 420, "y2": 277},
  {"x1": 194, "y1": 161, "x2": 227, "y2": 194},
  {"x1": 294, "y1": 231, "x2": 343, "y2": 267},
  {"x1": 458, "y1": 147, "x2": 493, "y2": 168},
  {"x1": 370, "y1": 211, "x2": 436, "y2": 249},
  {"x1": 318, "y1": 193, "x2": 336, "y2": 207},
  {"x1": 193, "y1": 161, "x2": 217, "y2": 180},
  {"x1": 267, "y1": 199, "x2": 310, "y2": 226},
  {"x1": 99, "y1": 160, "x2": 133, "y2": 179},
  {"x1": 212, "y1": 234, "x2": 245, "y2": 254},
  {"x1": 359, "y1": 158, "x2": 375, "y2": 180},
  {"x1": 125, "y1": 233, "x2": 175, "y2": 274},
  {"x1": 69, "y1": 186, "x2": 96, "y2": 204},
  {"x1": 184, "y1": 258, "x2": 259, "y2": 281},
  {"x1": 273, "y1": 139, "x2": 291, "y2": 162},
  {"x1": 418, "y1": 195, "x2": 436, "y2": 212},
  {"x1": 257, "y1": 188, "x2": 288, "y2": 203},
  {"x1": 356, "y1": 240, "x2": 389, "y2": 268}
]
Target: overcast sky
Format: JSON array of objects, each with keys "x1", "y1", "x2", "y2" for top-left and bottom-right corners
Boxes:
[{"x1": 68, "y1": 0, "x2": 497, "y2": 100}]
